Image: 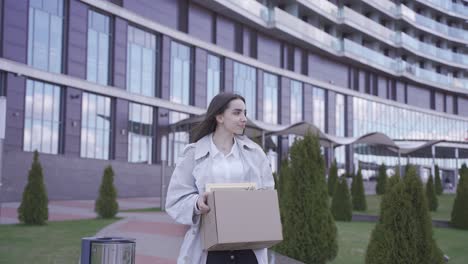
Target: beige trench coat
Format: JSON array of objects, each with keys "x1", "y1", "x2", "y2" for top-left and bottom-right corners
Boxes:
[{"x1": 165, "y1": 133, "x2": 275, "y2": 264}]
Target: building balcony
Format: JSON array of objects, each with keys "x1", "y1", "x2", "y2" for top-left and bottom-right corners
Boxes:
[
  {"x1": 395, "y1": 32, "x2": 468, "y2": 67},
  {"x1": 397, "y1": 5, "x2": 468, "y2": 43},
  {"x1": 211, "y1": 0, "x2": 271, "y2": 27},
  {"x1": 342, "y1": 39, "x2": 397, "y2": 73},
  {"x1": 415, "y1": 0, "x2": 468, "y2": 19},
  {"x1": 338, "y1": 6, "x2": 396, "y2": 46},
  {"x1": 270, "y1": 7, "x2": 341, "y2": 54},
  {"x1": 296, "y1": 0, "x2": 339, "y2": 22}
]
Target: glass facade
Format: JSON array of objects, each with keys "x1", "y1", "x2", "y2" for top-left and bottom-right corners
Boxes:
[
  {"x1": 263, "y1": 72, "x2": 278, "y2": 124},
  {"x1": 312, "y1": 87, "x2": 326, "y2": 132},
  {"x1": 335, "y1": 93, "x2": 346, "y2": 168},
  {"x1": 352, "y1": 96, "x2": 468, "y2": 175},
  {"x1": 27, "y1": 0, "x2": 64, "y2": 73},
  {"x1": 24, "y1": 79, "x2": 61, "y2": 154},
  {"x1": 207, "y1": 54, "x2": 221, "y2": 106},
  {"x1": 87, "y1": 10, "x2": 110, "y2": 85},
  {"x1": 127, "y1": 26, "x2": 156, "y2": 96},
  {"x1": 233, "y1": 62, "x2": 256, "y2": 119},
  {"x1": 128, "y1": 103, "x2": 153, "y2": 163},
  {"x1": 169, "y1": 41, "x2": 191, "y2": 164},
  {"x1": 81, "y1": 92, "x2": 111, "y2": 160},
  {"x1": 289, "y1": 80, "x2": 303, "y2": 146}
]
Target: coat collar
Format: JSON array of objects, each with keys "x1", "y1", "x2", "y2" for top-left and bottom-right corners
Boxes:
[{"x1": 194, "y1": 133, "x2": 258, "y2": 160}]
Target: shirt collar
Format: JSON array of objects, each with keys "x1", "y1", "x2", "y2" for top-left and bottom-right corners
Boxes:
[
  {"x1": 210, "y1": 134, "x2": 239, "y2": 159},
  {"x1": 194, "y1": 133, "x2": 257, "y2": 160}
]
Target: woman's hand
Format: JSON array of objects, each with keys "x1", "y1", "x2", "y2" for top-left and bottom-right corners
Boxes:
[{"x1": 197, "y1": 192, "x2": 210, "y2": 214}]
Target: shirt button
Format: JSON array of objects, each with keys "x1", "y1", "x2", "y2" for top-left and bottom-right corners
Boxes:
[{"x1": 230, "y1": 255, "x2": 235, "y2": 260}]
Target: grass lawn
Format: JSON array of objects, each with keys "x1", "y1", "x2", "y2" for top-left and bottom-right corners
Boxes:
[
  {"x1": 330, "y1": 221, "x2": 468, "y2": 264},
  {"x1": 354, "y1": 194, "x2": 455, "y2": 221},
  {"x1": 0, "y1": 218, "x2": 118, "y2": 264},
  {"x1": 119, "y1": 207, "x2": 161, "y2": 213}
]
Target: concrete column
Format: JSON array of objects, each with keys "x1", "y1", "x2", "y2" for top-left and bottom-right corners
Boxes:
[
  {"x1": 455, "y1": 148, "x2": 459, "y2": 189},
  {"x1": 0, "y1": 97, "x2": 5, "y2": 193},
  {"x1": 431, "y1": 145, "x2": 436, "y2": 176}
]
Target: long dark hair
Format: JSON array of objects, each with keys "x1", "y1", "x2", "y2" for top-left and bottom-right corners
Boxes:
[{"x1": 192, "y1": 92, "x2": 245, "y2": 142}]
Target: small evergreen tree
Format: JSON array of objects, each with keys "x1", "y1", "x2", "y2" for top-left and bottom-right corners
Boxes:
[
  {"x1": 375, "y1": 163, "x2": 387, "y2": 195},
  {"x1": 331, "y1": 177, "x2": 352, "y2": 221},
  {"x1": 328, "y1": 159, "x2": 338, "y2": 196},
  {"x1": 434, "y1": 165, "x2": 443, "y2": 195},
  {"x1": 276, "y1": 132, "x2": 337, "y2": 263},
  {"x1": 426, "y1": 174, "x2": 438, "y2": 211},
  {"x1": 18, "y1": 151, "x2": 49, "y2": 225},
  {"x1": 450, "y1": 163, "x2": 468, "y2": 229},
  {"x1": 365, "y1": 166, "x2": 444, "y2": 264},
  {"x1": 95, "y1": 165, "x2": 119, "y2": 218},
  {"x1": 351, "y1": 167, "x2": 367, "y2": 211}
]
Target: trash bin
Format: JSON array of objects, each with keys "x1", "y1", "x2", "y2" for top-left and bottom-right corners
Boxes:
[{"x1": 80, "y1": 237, "x2": 135, "y2": 264}]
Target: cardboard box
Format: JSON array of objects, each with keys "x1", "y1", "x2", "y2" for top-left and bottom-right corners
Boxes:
[{"x1": 201, "y1": 189, "x2": 283, "y2": 251}]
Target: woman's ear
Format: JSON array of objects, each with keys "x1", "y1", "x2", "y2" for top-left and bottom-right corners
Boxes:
[{"x1": 215, "y1": 114, "x2": 223, "y2": 124}]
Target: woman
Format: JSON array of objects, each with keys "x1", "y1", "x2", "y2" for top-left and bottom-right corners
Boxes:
[{"x1": 166, "y1": 92, "x2": 275, "y2": 264}]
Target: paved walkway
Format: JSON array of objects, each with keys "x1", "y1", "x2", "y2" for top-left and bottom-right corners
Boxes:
[{"x1": 0, "y1": 197, "x2": 302, "y2": 264}]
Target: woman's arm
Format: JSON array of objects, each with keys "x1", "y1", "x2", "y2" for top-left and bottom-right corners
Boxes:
[{"x1": 165, "y1": 146, "x2": 201, "y2": 225}]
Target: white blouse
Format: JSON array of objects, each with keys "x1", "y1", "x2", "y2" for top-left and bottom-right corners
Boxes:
[{"x1": 209, "y1": 135, "x2": 245, "y2": 183}]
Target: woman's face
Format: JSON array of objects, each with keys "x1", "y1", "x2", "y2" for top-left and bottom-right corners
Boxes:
[{"x1": 216, "y1": 99, "x2": 247, "y2": 135}]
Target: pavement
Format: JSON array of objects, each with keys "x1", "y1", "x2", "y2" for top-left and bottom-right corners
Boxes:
[{"x1": 0, "y1": 197, "x2": 302, "y2": 264}]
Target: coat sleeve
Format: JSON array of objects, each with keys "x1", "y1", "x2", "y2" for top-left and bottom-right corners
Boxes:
[
  {"x1": 260, "y1": 150, "x2": 275, "y2": 190},
  {"x1": 165, "y1": 146, "x2": 201, "y2": 226}
]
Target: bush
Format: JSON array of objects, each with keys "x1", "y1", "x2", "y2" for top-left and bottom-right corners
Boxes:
[
  {"x1": 351, "y1": 167, "x2": 367, "y2": 211},
  {"x1": 450, "y1": 163, "x2": 468, "y2": 229},
  {"x1": 95, "y1": 165, "x2": 119, "y2": 218},
  {"x1": 365, "y1": 166, "x2": 444, "y2": 264},
  {"x1": 276, "y1": 132, "x2": 337, "y2": 263},
  {"x1": 18, "y1": 151, "x2": 49, "y2": 225},
  {"x1": 375, "y1": 163, "x2": 387, "y2": 195},
  {"x1": 426, "y1": 174, "x2": 438, "y2": 211},
  {"x1": 328, "y1": 159, "x2": 338, "y2": 196},
  {"x1": 331, "y1": 177, "x2": 352, "y2": 221},
  {"x1": 434, "y1": 165, "x2": 443, "y2": 195}
]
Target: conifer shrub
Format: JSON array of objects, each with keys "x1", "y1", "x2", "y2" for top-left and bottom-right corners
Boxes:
[
  {"x1": 351, "y1": 167, "x2": 367, "y2": 211},
  {"x1": 426, "y1": 174, "x2": 438, "y2": 211},
  {"x1": 328, "y1": 159, "x2": 338, "y2": 196},
  {"x1": 376, "y1": 163, "x2": 387, "y2": 195},
  {"x1": 95, "y1": 165, "x2": 119, "y2": 218},
  {"x1": 434, "y1": 165, "x2": 443, "y2": 195},
  {"x1": 450, "y1": 163, "x2": 468, "y2": 229},
  {"x1": 365, "y1": 166, "x2": 444, "y2": 264},
  {"x1": 18, "y1": 151, "x2": 49, "y2": 225},
  {"x1": 331, "y1": 176, "x2": 352, "y2": 221},
  {"x1": 275, "y1": 132, "x2": 337, "y2": 263}
]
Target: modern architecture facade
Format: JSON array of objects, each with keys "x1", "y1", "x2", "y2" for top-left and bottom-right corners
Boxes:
[{"x1": 1, "y1": 0, "x2": 468, "y2": 201}]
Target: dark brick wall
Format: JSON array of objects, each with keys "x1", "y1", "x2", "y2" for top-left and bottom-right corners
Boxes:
[
  {"x1": 113, "y1": 18, "x2": 127, "y2": 89},
  {"x1": 407, "y1": 84, "x2": 430, "y2": 109},
  {"x1": 1, "y1": 150, "x2": 164, "y2": 201},
  {"x1": 257, "y1": 33, "x2": 281, "y2": 68},
  {"x1": 446, "y1": 95, "x2": 454, "y2": 114},
  {"x1": 4, "y1": 73, "x2": 26, "y2": 152},
  {"x1": 308, "y1": 53, "x2": 348, "y2": 88},
  {"x1": 304, "y1": 83, "x2": 313, "y2": 123},
  {"x1": 123, "y1": 0, "x2": 177, "y2": 29},
  {"x1": 458, "y1": 97, "x2": 468, "y2": 117},
  {"x1": 63, "y1": 87, "x2": 82, "y2": 157},
  {"x1": 188, "y1": 3, "x2": 212, "y2": 43},
  {"x1": 114, "y1": 98, "x2": 129, "y2": 161},
  {"x1": 193, "y1": 47, "x2": 207, "y2": 107},
  {"x1": 67, "y1": 0, "x2": 87, "y2": 78},
  {"x1": 3, "y1": 0, "x2": 28, "y2": 63}
]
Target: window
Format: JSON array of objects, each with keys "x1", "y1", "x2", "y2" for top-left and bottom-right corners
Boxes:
[
  {"x1": 312, "y1": 87, "x2": 325, "y2": 132},
  {"x1": 289, "y1": 80, "x2": 303, "y2": 146},
  {"x1": 81, "y1": 92, "x2": 111, "y2": 159},
  {"x1": 263, "y1": 72, "x2": 278, "y2": 124},
  {"x1": 24, "y1": 79, "x2": 61, "y2": 154},
  {"x1": 27, "y1": 0, "x2": 64, "y2": 73},
  {"x1": 335, "y1": 94, "x2": 345, "y2": 166},
  {"x1": 169, "y1": 41, "x2": 191, "y2": 164},
  {"x1": 127, "y1": 26, "x2": 157, "y2": 96},
  {"x1": 128, "y1": 103, "x2": 153, "y2": 163},
  {"x1": 233, "y1": 62, "x2": 256, "y2": 118},
  {"x1": 87, "y1": 10, "x2": 110, "y2": 85},
  {"x1": 206, "y1": 54, "x2": 221, "y2": 106}
]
